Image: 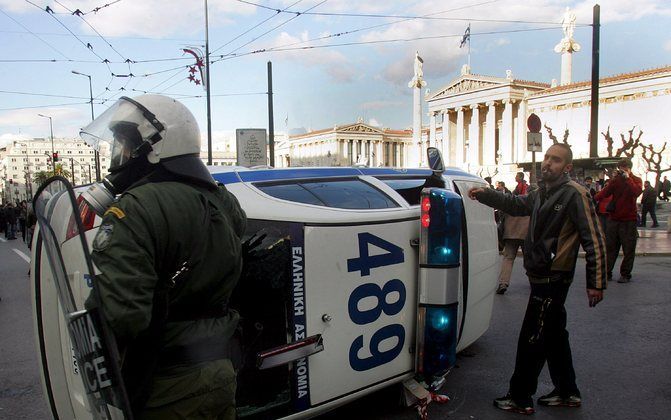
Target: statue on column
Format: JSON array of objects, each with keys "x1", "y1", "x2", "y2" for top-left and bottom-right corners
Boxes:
[
  {"x1": 554, "y1": 7, "x2": 581, "y2": 53},
  {"x1": 562, "y1": 7, "x2": 576, "y2": 40},
  {"x1": 408, "y1": 51, "x2": 427, "y2": 88}
]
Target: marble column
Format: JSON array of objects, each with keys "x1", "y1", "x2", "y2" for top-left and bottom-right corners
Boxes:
[
  {"x1": 456, "y1": 107, "x2": 465, "y2": 167},
  {"x1": 501, "y1": 99, "x2": 514, "y2": 164},
  {"x1": 440, "y1": 110, "x2": 449, "y2": 163},
  {"x1": 429, "y1": 111, "x2": 437, "y2": 153},
  {"x1": 468, "y1": 104, "x2": 481, "y2": 167},
  {"x1": 517, "y1": 95, "x2": 528, "y2": 164},
  {"x1": 484, "y1": 101, "x2": 496, "y2": 165}
]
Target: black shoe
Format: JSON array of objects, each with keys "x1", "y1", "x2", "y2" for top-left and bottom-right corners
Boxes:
[
  {"x1": 651, "y1": 224, "x2": 660, "y2": 228},
  {"x1": 493, "y1": 394, "x2": 535, "y2": 415},
  {"x1": 496, "y1": 284, "x2": 508, "y2": 295},
  {"x1": 617, "y1": 276, "x2": 631, "y2": 283},
  {"x1": 537, "y1": 389, "x2": 581, "y2": 407}
]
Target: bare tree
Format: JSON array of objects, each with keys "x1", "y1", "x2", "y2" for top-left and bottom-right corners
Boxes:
[
  {"x1": 601, "y1": 125, "x2": 614, "y2": 157},
  {"x1": 640, "y1": 142, "x2": 671, "y2": 187},
  {"x1": 615, "y1": 126, "x2": 642, "y2": 158},
  {"x1": 477, "y1": 167, "x2": 499, "y2": 179},
  {"x1": 544, "y1": 123, "x2": 570, "y2": 145}
]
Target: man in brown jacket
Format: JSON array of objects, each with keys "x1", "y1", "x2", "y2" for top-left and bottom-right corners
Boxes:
[{"x1": 497, "y1": 173, "x2": 531, "y2": 294}]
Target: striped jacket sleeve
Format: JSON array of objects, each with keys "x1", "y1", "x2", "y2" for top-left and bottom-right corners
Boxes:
[{"x1": 568, "y1": 183, "x2": 608, "y2": 289}]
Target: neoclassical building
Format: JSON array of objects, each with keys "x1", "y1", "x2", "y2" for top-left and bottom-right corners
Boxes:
[
  {"x1": 426, "y1": 64, "x2": 671, "y2": 185},
  {"x1": 426, "y1": 68, "x2": 549, "y2": 176},
  {"x1": 274, "y1": 121, "x2": 412, "y2": 168}
]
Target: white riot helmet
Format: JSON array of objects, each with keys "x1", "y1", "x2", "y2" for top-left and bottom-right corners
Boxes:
[
  {"x1": 80, "y1": 94, "x2": 213, "y2": 185},
  {"x1": 79, "y1": 95, "x2": 214, "y2": 214}
]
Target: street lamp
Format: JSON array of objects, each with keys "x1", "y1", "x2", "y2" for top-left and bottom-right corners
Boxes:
[
  {"x1": 37, "y1": 113, "x2": 56, "y2": 176},
  {"x1": 72, "y1": 70, "x2": 101, "y2": 182}
]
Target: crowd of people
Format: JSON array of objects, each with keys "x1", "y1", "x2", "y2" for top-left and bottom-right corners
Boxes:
[{"x1": 0, "y1": 201, "x2": 30, "y2": 242}]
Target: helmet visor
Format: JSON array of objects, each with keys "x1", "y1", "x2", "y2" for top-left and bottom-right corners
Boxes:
[{"x1": 80, "y1": 97, "x2": 161, "y2": 172}]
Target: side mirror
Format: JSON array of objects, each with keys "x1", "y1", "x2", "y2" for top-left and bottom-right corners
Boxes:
[{"x1": 427, "y1": 147, "x2": 444, "y2": 173}]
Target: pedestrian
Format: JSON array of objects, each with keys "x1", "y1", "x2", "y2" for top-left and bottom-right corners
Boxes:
[
  {"x1": 659, "y1": 175, "x2": 670, "y2": 201},
  {"x1": 18, "y1": 200, "x2": 27, "y2": 240},
  {"x1": 5, "y1": 202, "x2": 17, "y2": 240},
  {"x1": 496, "y1": 173, "x2": 531, "y2": 294},
  {"x1": 0, "y1": 204, "x2": 6, "y2": 236},
  {"x1": 82, "y1": 94, "x2": 246, "y2": 419},
  {"x1": 467, "y1": 143, "x2": 607, "y2": 415},
  {"x1": 484, "y1": 176, "x2": 494, "y2": 189},
  {"x1": 496, "y1": 181, "x2": 511, "y2": 194},
  {"x1": 594, "y1": 158, "x2": 642, "y2": 283},
  {"x1": 640, "y1": 180, "x2": 659, "y2": 228}
]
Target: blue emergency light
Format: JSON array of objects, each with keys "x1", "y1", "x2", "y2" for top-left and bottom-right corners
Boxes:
[
  {"x1": 418, "y1": 305, "x2": 458, "y2": 376},
  {"x1": 420, "y1": 189, "x2": 462, "y2": 267},
  {"x1": 417, "y1": 187, "x2": 463, "y2": 380}
]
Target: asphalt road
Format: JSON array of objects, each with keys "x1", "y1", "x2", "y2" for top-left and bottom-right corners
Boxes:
[{"x1": 1, "y1": 235, "x2": 669, "y2": 420}]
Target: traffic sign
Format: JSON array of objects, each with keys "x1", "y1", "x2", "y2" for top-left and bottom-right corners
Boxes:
[
  {"x1": 527, "y1": 132, "x2": 542, "y2": 152},
  {"x1": 527, "y1": 113, "x2": 542, "y2": 133}
]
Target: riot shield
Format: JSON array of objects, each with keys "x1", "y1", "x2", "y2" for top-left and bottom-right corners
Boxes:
[{"x1": 33, "y1": 177, "x2": 132, "y2": 419}]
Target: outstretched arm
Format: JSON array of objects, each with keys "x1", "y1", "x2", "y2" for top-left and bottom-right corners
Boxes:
[{"x1": 468, "y1": 187, "x2": 533, "y2": 217}]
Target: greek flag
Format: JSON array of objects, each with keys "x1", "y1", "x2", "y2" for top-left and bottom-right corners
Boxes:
[{"x1": 459, "y1": 24, "x2": 471, "y2": 48}]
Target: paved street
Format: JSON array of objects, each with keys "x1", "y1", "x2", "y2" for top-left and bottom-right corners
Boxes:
[{"x1": 1, "y1": 235, "x2": 670, "y2": 419}]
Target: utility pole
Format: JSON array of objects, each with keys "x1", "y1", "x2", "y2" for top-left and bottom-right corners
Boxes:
[
  {"x1": 589, "y1": 4, "x2": 600, "y2": 158},
  {"x1": 72, "y1": 70, "x2": 101, "y2": 181},
  {"x1": 38, "y1": 114, "x2": 55, "y2": 176},
  {"x1": 204, "y1": 0, "x2": 213, "y2": 165},
  {"x1": 267, "y1": 61, "x2": 275, "y2": 167}
]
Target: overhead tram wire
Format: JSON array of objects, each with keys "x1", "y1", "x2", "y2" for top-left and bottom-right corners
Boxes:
[
  {"x1": 212, "y1": 25, "x2": 581, "y2": 63},
  {"x1": 0, "y1": 8, "x2": 71, "y2": 60},
  {"x1": 249, "y1": 0, "x2": 502, "y2": 57},
  {"x1": 24, "y1": 0, "x2": 106, "y2": 63},
  {"x1": 0, "y1": 101, "x2": 98, "y2": 111},
  {"x1": 54, "y1": 0, "x2": 128, "y2": 61},
  {"x1": 235, "y1": 0, "x2": 589, "y2": 26},
  {"x1": 0, "y1": 29, "x2": 204, "y2": 43},
  {"x1": 210, "y1": 0, "x2": 304, "y2": 54},
  {"x1": 214, "y1": 0, "x2": 326, "y2": 63},
  {"x1": 0, "y1": 90, "x2": 90, "y2": 100}
]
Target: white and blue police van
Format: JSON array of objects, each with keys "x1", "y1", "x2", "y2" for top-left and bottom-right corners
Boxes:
[{"x1": 31, "y1": 148, "x2": 499, "y2": 419}]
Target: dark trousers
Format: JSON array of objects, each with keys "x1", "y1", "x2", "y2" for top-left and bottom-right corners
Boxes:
[
  {"x1": 510, "y1": 281, "x2": 578, "y2": 401},
  {"x1": 606, "y1": 219, "x2": 638, "y2": 279},
  {"x1": 640, "y1": 205, "x2": 658, "y2": 226}
]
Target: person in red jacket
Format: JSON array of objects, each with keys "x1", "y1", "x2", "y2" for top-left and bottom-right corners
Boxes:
[{"x1": 594, "y1": 158, "x2": 642, "y2": 283}]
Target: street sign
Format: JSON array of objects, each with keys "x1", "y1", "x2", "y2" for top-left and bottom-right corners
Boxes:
[
  {"x1": 527, "y1": 113, "x2": 542, "y2": 133},
  {"x1": 527, "y1": 132, "x2": 542, "y2": 152},
  {"x1": 236, "y1": 128, "x2": 268, "y2": 167}
]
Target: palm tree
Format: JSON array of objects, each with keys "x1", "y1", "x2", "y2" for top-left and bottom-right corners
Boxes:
[{"x1": 32, "y1": 164, "x2": 71, "y2": 187}]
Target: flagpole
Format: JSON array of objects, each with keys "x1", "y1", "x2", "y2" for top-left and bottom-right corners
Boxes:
[{"x1": 468, "y1": 23, "x2": 471, "y2": 70}]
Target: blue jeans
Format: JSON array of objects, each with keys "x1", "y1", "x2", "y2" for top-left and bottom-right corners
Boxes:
[{"x1": 6, "y1": 221, "x2": 17, "y2": 239}]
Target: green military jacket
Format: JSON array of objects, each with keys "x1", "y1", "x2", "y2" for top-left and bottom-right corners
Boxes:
[{"x1": 89, "y1": 180, "x2": 246, "y2": 412}]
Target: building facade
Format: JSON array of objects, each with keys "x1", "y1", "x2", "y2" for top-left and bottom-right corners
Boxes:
[
  {"x1": 427, "y1": 65, "x2": 671, "y2": 186},
  {"x1": 274, "y1": 121, "x2": 413, "y2": 168},
  {"x1": 1, "y1": 138, "x2": 108, "y2": 203}
]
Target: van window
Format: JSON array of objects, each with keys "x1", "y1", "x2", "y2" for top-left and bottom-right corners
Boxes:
[
  {"x1": 256, "y1": 179, "x2": 399, "y2": 209},
  {"x1": 379, "y1": 177, "x2": 431, "y2": 205}
]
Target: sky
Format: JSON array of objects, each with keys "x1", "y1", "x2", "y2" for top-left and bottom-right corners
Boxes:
[{"x1": 1, "y1": 0, "x2": 670, "y2": 150}]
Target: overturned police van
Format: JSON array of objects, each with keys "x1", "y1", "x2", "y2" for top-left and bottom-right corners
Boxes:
[{"x1": 31, "y1": 148, "x2": 499, "y2": 419}]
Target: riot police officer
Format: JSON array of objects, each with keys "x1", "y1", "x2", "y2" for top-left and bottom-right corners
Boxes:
[{"x1": 81, "y1": 94, "x2": 246, "y2": 419}]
